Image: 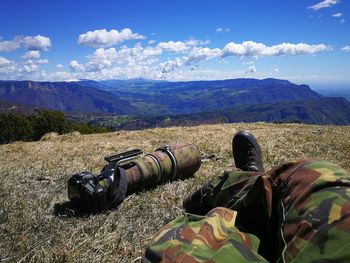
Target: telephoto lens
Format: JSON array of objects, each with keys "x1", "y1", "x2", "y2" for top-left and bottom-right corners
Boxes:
[
  {"x1": 67, "y1": 141, "x2": 201, "y2": 212},
  {"x1": 125, "y1": 141, "x2": 201, "y2": 193}
]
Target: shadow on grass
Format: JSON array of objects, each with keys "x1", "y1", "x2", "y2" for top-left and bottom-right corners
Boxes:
[
  {"x1": 53, "y1": 200, "x2": 110, "y2": 218},
  {"x1": 53, "y1": 201, "x2": 87, "y2": 218}
]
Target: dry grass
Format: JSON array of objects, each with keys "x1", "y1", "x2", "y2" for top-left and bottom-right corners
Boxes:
[{"x1": 1, "y1": 123, "x2": 350, "y2": 262}]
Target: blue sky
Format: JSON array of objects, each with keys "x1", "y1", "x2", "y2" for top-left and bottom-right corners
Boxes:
[{"x1": 0, "y1": 0, "x2": 349, "y2": 88}]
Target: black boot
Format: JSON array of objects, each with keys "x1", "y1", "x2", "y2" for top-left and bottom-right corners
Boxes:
[{"x1": 232, "y1": 131, "x2": 264, "y2": 172}]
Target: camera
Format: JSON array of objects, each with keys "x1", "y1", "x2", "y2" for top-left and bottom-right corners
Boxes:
[{"x1": 67, "y1": 141, "x2": 201, "y2": 213}]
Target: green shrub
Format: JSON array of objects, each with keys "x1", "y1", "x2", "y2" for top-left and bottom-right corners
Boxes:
[{"x1": 0, "y1": 110, "x2": 110, "y2": 144}]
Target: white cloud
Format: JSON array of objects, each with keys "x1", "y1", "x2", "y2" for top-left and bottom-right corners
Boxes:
[
  {"x1": 222, "y1": 41, "x2": 329, "y2": 57},
  {"x1": 342, "y1": 45, "x2": 350, "y2": 52},
  {"x1": 0, "y1": 40, "x2": 20, "y2": 52},
  {"x1": 77, "y1": 28, "x2": 145, "y2": 48},
  {"x1": 0, "y1": 55, "x2": 50, "y2": 80},
  {"x1": 159, "y1": 58, "x2": 183, "y2": 73},
  {"x1": 24, "y1": 59, "x2": 49, "y2": 65},
  {"x1": 273, "y1": 68, "x2": 280, "y2": 73},
  {"x1": 21, "y1": 35, "x2": 51, "y2": 51},
  {"x1": 22, "y1": 50, "x2": 41, "y2": 59},
  {"x1": 0, "y1": 56, "x2": 12, "y2": 67},
  {"x1": 308, "y1": 0, "x2": 340, "y2": 11},
  {"x1": 184, "y1": 41, "x2": 329, "y2": 65},
  {"x1": 186, "y1": 47, "x2": 222, "y2": 65},
  {"x1": 37, "y1": 59, "x2": 49, "y2": 64},
  {"x1": 216, "y1": 27, "x2": 230, "y2": 33},
  {"x1": 69, "y1": 60, "x2": 84, "y2": 72},
  {"x1": 0, "y1": 35, "x2": 51, "y2": 52},
  {"x1": 223, "y1": 41, "x2": 265, "y2": 57},
  {"x1": 156, "y1": 41, "x2": 190, "y2": 52},
  {"x1": 244, "y1": 65, "x2": 256, "y2": 75},
  {"x1": 23, "y1": 64, "x2": 39, "y2": 73},
  {"x1": 332, "y1": 13, "x2": 343, "y2": 17},
  {"x1": 67, "y1": 45, "x2": 163, "y2": 79},
  {"x1": 21, "y1": 37, "x2": 330, "y2": 81}
]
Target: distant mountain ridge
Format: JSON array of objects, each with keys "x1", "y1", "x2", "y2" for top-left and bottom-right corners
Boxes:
[
  {"x1": 97, "y1": 78, "x2": 322, "y2": 115},
  {"x1": 112, "y1": 97, "x2": 350, "y2": 130},
  {"x1": 0, "y1": 80, "x2": 137, "y2": 114},
  {"x1": 1, "y1": 78, "x2": 350, "y2": 126}
]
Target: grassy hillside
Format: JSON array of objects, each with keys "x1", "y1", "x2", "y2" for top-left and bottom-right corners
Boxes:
[{"x1": 1, "y1": 123, "x2": 350, "y2": 262}]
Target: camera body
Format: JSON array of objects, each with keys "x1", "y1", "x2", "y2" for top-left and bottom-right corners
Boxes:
[
  {"x1": 68, "y1": 172, "x2": 108, "y2": 212},
  {"x1": 67, "y1": 149, "x2": 139, "y2": 213}
]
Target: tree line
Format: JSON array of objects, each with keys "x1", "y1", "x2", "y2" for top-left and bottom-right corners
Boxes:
[{"x1": 0, "y1": 110, "x2": 110, "y2": 144}]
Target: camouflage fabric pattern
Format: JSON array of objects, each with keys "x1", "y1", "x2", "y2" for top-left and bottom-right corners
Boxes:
[
  {"x1": 143, "y1": 160, "x2": 350, "y2": 262},
  {"x1": 126, "y1": 141, "x2": 201, "y2": 192},
  {"x1": 270, "y1": 160, "x2": 350, "y2": 262},
  {"x1": 143, "y1": 207, "x2": 268, "y2": 262}
]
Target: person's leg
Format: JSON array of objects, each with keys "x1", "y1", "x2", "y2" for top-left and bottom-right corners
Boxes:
[
  {"x1": 182, "y1": 159, "x2": 350, "y2": 263},
  {"x1": 269, "y1": 159, "x2": 350, "y2": 262},
  {"x1": 183, "y1": 131, "x2": 276, "y2": 260},
  {"x1": 143, "y1": 206, "x2": 269, "y2": 263},
  {"x1": 143, "y1": 131, "x2": 270, "y2": 262},
  {"x1": 144, "y1": 131, "x2": 350, "y2": 262}
]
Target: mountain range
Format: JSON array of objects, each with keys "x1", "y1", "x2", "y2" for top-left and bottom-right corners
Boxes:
[
  {"x1": 0, "y1": 80, "x2": 137, "y2": 115},
  {"x1": 1, "y1": 78, "x2": 350, "y2": 126},
  {"x1": 97, "y1": 78, "x2": 322, "y2": 115}
]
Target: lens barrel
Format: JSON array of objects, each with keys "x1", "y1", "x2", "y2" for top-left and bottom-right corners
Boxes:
[{"x1": 125, "y1": 141, "x2": 201, "y2": 193}]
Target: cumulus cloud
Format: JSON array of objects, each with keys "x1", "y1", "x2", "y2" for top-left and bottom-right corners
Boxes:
[
  {"x1": 159, "y1": 58, "x2": 183, "y2": 73},
  {"x1": 22, "y1": 50, "x2": 41, "y2": 59},
  {"x1": 156, "y1": 41, "x2": 190, "y2": 52},
  {"x1": 0, "y1": 57, "x2": 16, "y2": 79},
  {"x1": 216, "y1": 27, "x2": 230, "y2": 33},
  {"x1": 0, "y1": 55, "x2": 50, "y2": 80},
  {"x1": 308, "y1": 0, "x2": 340, "y2": 11},
  {"x1": 20, "y1": 35, "x2": 51, "y2": 51},
  {"x1": 38, "y1": 37, "x2": 331, "y2": 81},
  {"x1": 0, "y1": 56, "x2": 12, "y2": 67},
  {"x1": 37, "y1": 59, "x2": 49, "y2": 64},
  {"x1": 69, "y1": 60, "x2": 85, "y2": 72},
  {"x1": 150, "y1": 39, "x2": 209, "y2": 54},
  {"x1": 24, "y1": 59, "x2": 48, "y2": 65},
  {"x1": 186, "y1": 47, "x2": 222, "y2": 65},
  {"x1": 67, "y1": 45, "x2": 162, "y2": 79},
  {"x1": 342, "y1": 45, "x2": 350, "y2": 52},
  {"x1": 184, "y1": 41, "x2": 329, "y2": 65},
  {"x1": 77, "y1": 28, "x2": 145, "y2": 48},
  {"x1": 0, "y1": 40, "x2": 20, "y2": 52},
  {"x1": 222, "y1": 41, "x2": 329, "y2": 57},
  {"x1": 0, "y1": 35, "x2": 51, "y2": 52},
  {"x1": 56, "y1": 64, "x2": 64, "y2": 68},
  {"x1": 332, "y1": 12, "x2": 343, "y2": 17}
]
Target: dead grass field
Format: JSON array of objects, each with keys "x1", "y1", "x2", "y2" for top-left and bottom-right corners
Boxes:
[{"x1": 1, "y1": 123, "x2": 350, "y2": 262}]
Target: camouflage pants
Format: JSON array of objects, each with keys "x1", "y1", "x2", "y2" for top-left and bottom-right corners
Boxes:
[{"x1": 143, "y1": 160, "x2": 350, "y2": 262}]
